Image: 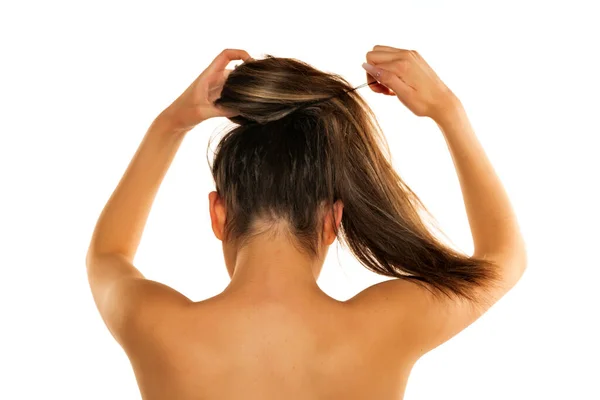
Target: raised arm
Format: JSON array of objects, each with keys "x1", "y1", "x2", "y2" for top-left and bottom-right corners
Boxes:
[
  {"x1": 348, "y1": 46, "x2": 527, "y2": 360},
  {"x1": 85, "y1": 49, "x2": 251, "y2": 349},
  {"x1": 435, "y1": 98, "x2": 527, "y2": 271}
]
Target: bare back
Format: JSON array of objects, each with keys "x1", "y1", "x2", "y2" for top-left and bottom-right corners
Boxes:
[{"x1": 124, "y1": 289, "x2": 417, "y2": 400}]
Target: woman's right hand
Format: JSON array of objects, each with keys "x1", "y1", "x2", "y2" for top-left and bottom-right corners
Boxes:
[{"x1": 362, "y1": 45, "x2": 459, "y2": 121}]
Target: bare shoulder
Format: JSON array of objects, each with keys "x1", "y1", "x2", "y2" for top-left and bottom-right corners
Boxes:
[
  {"x1": 344, "y1": 269, "x2": 523, "y2": 360},
  {"x1": 119, "y1": 292, "x2": 222, "y2": 378},
  {"x1": 114, "y1": 281, "x2": 198, "y2": 357}
]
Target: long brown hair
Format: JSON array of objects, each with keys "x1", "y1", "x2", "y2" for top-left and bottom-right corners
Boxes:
[{"x1": 209, "y1": 55, "x2": 501, "y2": 303}]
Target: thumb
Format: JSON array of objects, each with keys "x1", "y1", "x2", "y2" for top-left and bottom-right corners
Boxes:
[{"x1": 362, "y1": 62, "x2": 412, "y2": 99}]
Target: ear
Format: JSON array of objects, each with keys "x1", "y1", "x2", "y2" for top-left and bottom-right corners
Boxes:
[
  {"x1": 208, "y1": 191, "x2": 227, "y2": 241},
  {"x1": 323, "y1": 200, "x2": 344, "y2": 246},
  {"x1": 334, "y1": 200, "x2": 344, "y2": 229}
]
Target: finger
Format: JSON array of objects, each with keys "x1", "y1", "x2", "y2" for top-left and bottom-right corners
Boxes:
[
  {"x1": 366, "y1": 73, "x2": 395, "y2": 95},
  {"x1": 372, "y1": 45, "x2": 419, "y2": 60},
  {"x1": 367, "y1": 59, "x2": 414, "y2": 84},
  {"x1": 366, "y1": 50, "x2": 410, "y2": 65},
  {"x1": 362, "y1": 62, "x2": 414, "y2": 98},
  {"x1": 373, "y1": 45, "x2": 407, "y2": 52},
  {"x1": 372, "y1": 46, "x2": 413, "y2": 57},
  {"x1": 375, "y1": 60, "x2": 416, "y2": 89},
  {"x1": 207, "y1": 49, "x2": 252, "y2": 72},
  {"x1": 365, "y1": 51, "x2": 404, "y2": 95}
]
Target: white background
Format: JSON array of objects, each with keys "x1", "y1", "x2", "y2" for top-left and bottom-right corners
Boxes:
[{"x1": 1, "y1": 1, "x2": 598, "y2": 399}]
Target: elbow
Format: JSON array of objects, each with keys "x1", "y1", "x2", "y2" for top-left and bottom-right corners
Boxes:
[
  {"x1": 475, "y1": 239, "x2": 528, "y2": 287},
  {"x1": 86, "y1": 242, "x2": 132, "y2": 265},
  {"x1": 500, "y1": 245, "x2": 528, "y2": 287}
]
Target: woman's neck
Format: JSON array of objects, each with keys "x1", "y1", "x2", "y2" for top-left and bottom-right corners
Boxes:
[{"x1": 223, "y1": 235, "x2": 325, "y2": 299}]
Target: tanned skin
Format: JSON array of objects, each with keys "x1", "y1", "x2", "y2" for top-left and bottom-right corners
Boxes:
[{"x1": 86, "y1": 47, "x2": 526, "y2": 400}]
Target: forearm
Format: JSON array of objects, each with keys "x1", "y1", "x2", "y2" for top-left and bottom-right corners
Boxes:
[
  {"x1": 86, "y1": 115, "x2": 189, "y2": 261},
  {"x1": 434, "y1": 100, "x2": 526, "y2": 263}
]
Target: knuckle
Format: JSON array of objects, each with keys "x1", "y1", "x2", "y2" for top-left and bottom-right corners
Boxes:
[
  {"x1": 410, "y1": 50, "x2": 422, "y2": 59},
  {"x1": 393, "y1": 59, "x2": 410, "y2": 73}
]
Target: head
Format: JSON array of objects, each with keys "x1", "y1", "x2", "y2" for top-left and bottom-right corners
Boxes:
[{"x1": 208, "y1": 55, "x2": 501, "y2": 302}]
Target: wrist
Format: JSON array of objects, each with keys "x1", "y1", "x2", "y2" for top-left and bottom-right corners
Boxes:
[
  {"x1": 148, "y1": 118, "x2": 188, "y2": 143},
  {"x1": 154, "y1": 109, "x2": 197, "y2": 136},
  {"x1": 431, "y1": 95, "x2": 465, "y2": 127}
]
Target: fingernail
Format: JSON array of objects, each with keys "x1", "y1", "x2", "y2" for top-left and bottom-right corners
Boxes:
[{"x1": 362, "y1": 63, "x2": 381, "y2": 79}]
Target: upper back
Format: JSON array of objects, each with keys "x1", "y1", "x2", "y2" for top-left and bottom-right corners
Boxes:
[
  {"x1": 123, "y1": 251, "x2": 524, "y2": 400},
  {"x1": 124, "y1": 290, "x2": 416, "y2": 400}
]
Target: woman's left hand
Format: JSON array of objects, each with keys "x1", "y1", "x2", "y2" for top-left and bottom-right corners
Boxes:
[{"x1": 158, "y1": 48, "x2": 252, "y2": 133}]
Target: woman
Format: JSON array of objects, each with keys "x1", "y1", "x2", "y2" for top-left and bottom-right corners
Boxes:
[{"x1": 86, "y1": 45, "x2": 527, "y2": 399}]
